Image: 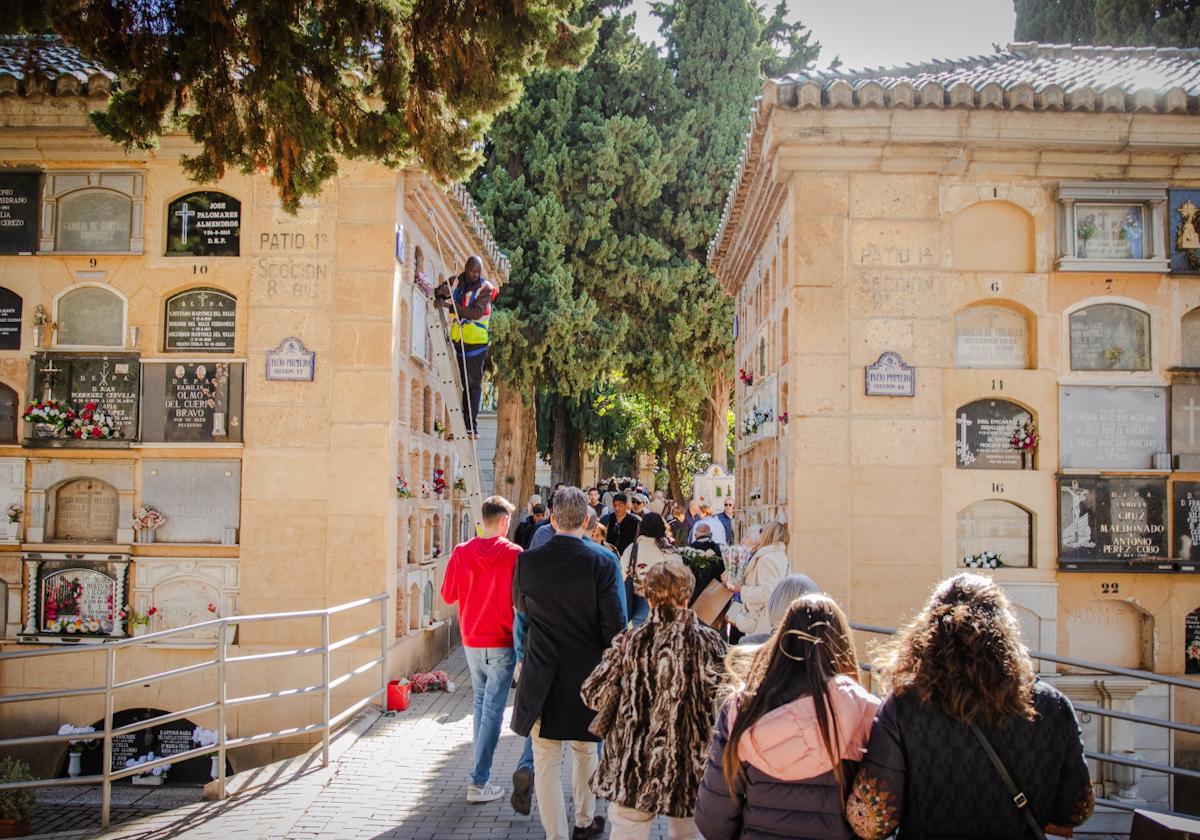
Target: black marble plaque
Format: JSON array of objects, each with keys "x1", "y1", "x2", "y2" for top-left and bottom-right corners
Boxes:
[
  {"x1": 1059, "y1": 476, "x2": 1168, "y2": 563},
  {"x1": 140, "y1": 362, "x2": 244, "y2": 443},
  {"x1": 78, "y1": 708, "x2": 219, "y2": 783},
  {"x1": 0, "y1": 172, "x2": 38, "y2": 254},
  {"x1": 164, "y1": 288, "x2": 236, "y2": 352},
  {"x1": 955, "y1": 399, "x2": 1032, "y2": 470},
  {"x1": 29, "y1": 355, "x2": 140, "y2": 440},
  {"x1": 0, "y1": 287, "x2": 23, "y2": 350},
  {"x1": 166, "y1": 192, "x2": 241, "y2": 256},
  {"x1": 1187, "y1": 607, "x2": 1200, "y2": 675},
  {"x1": 1174, "y1": 482, "x2": 1200, "y2": 562}
]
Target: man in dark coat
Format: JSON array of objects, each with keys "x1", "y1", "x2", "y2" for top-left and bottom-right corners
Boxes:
[
  {"x1": 512, "y1": 486, "x2": 624, "y2": 840},
  {"x1": 600, "y1": 492, "x2": 640, "y2": 557}
]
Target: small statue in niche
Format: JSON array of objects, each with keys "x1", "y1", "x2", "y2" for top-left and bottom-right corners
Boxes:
[{"x1": 1178, "y1": 200, "x2": 1200, "y2": 269}]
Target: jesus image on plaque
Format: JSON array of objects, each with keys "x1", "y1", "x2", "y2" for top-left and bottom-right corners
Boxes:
[{"x1": 1061, "y1": 484, "x2": 1095, "y2": 550}]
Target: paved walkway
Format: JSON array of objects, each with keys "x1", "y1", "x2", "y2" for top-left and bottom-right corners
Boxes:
[{"x1": 30, "y1": 646, "x2": 668, "y2": 840}]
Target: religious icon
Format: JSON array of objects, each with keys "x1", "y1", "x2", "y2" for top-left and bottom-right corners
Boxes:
[
  {"x1": 1061, "y1": 483, "x2": 1095, "y2": 550},
  {"x1": 1179, "y1": 200, "x2": 1200, "y2": 269}
]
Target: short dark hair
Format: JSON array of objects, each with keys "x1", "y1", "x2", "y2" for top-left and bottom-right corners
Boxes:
[
  {"x1": 554, "y1": 482, "x2": 566, "y2": 490},
  {"x1": 481, "y1": 495, "x2": 515, "y2": 524},
  {"x1": 531, "y1": 503, "x2": 547, "y2": 515},
  {"x1": 613, "y1": 492, "x2": 629, "y2": 504}
]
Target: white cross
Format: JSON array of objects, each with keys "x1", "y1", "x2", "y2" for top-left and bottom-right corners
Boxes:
[
  {"x1": 957, "y1": 413, "x2": 973, "y2": 451},
  {"x1": 175, "y1": 203, "x2": 195, "y2": 243},
  {"x1": 1185, "y1": 397, "x2": 1200, "y2": 447}
]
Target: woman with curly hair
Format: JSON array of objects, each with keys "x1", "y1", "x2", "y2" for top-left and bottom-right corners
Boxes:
[
  {"x1": 694, "y1": 594, "x2": 881, "y2": 839},
  {"x1": 845, "y1": 573, "x2": 1094, "y2": 839}
]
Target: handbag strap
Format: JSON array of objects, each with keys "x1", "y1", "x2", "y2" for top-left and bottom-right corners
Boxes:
[
  {"x1": 626, "y1": 542, "x2": 639, "y2": 580},
  {"x1": 967, "y1": 720, "x2": 1046, "y2": 840}
]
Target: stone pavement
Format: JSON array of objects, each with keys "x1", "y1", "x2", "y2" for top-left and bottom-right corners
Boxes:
[{"x1": 29, "y1": 646, "x2": 671, "y2": 840}]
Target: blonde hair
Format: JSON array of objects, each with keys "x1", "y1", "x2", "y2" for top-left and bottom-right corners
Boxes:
[{"x1": 755, "y1": 520, "x2": 789, "y2": 550}]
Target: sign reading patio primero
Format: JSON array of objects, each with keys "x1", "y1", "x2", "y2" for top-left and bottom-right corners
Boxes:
[
  {"x1": 265, "y1": 337, "x2": 315, "y2": 382},
  {"x1": 865, "y1": 351, "x2": 916, "y2": 397}
]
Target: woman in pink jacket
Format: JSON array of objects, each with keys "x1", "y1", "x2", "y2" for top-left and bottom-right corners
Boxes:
[{"x1": 694, "y1": 594, "x2": 881, "y2": 840}]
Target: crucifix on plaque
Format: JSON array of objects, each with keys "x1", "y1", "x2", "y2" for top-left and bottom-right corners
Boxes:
[
  {"x1": 38, "y1": 358, "x2": 61, "y2": 402},
  {"x1": 1185, "y1": 397, "x2": 1200, "y2": 447},
  {"x1": 175, "y1": 202, "x2": 195, "y2": 245}
]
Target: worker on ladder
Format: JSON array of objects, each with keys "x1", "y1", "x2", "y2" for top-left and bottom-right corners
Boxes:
[{"x1": 435, "y1": 255, "x2": 496, "y2": 440}]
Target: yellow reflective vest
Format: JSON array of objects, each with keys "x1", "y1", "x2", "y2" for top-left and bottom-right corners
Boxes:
[{"x1": 449, "y1": 279, "x2": 494, "y2": 345}]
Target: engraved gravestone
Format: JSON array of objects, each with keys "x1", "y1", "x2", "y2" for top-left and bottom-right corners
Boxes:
[
  {"x1": 165, "y1": 192, "x2": 241, "y2": 257},
  {"x1": 1058, "y1": 476, "x2": 1168, "y2": 564},
  {"x1": 141, "y1": 460, "x2": 240, "y2": 543},
  {"x1": 56, "y1": 286, "x2": 124, "y2": 347},
  {"x1": 164, "y1": 288, "x2": 236, "y2": 352},
  {"x1": 1059, "y1": 386, "x2": 1167, "y2": 470},
  {"x1": 1173, "y1": 481, "x2": 1200, "y2": 562},
  {"x1": 54, "y1": 478, "x2": 119, "y2": 542},
  {"x1": 0, "y1": 172, "x2": 39, "y2": 254},
  {"x1": 1187, "y1": 607, "x2": 1200, "y2": 675},
  {"x1": 67, "y1": 356, "x2": 139, "y2": 438},
  {"x1": 57, "y1": 190, "x2": 132, "y2": 252},
  {"x1": 39, "y1": 566, "x2": 116, "y2": 632},
  {"x1": 1183, "y1": 309, "x2": 1200, "y2": 368},
  {"x1": 954, "y1": 399, "x2": 1032, "y2": 470},
  {"x1": 954, "y1": 306, "x2": 1030, "y2": 369},
  {"x1": 1173, "y1": 383, "x2": 1200, "y2": 469},
  {"x1": 79, "y1": 709, "x2": 217, "y2": 783},
  {"x1": 140, "y1": 362, "x2": 243, "y2": 443},
  {"x1": 1069, "y1": 304, "x2": 1151, "y2": 371},
  {"x1": 0, "y1": 287, "x2": 23, "y2": 350},
  {"x1": 957, "y1": 499, "x2": 1032, "y2": 567}
]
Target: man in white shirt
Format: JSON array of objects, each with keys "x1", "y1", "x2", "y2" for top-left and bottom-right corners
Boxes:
[{"x1": 688, "y1": 502, "x2": 728, "y2": 545}]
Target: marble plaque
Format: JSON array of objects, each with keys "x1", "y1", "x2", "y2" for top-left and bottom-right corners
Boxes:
[
  {"x1": 411, "y1": 287, "x2": 428, "y2": 358},
  {"x1": 955, "y1": 399, "x2": 1032, "y2": 470},
  {"x1": 1059, "y1": 386, "x2": 1167, "y2": 470},
  {"x1": 1069, "y1": 304, "x2": 1150, "y2": 371},
  {"x1": 1173, "y1": 384, "x2": 1200, "y2": 458},
  {"x1": 141, "y1": 460, "x2": 240, "y2": 543},
  {"x1": 54, "y1": 478, "x2": 119, "y2": 542},
  {"x1": 1187, "y1": 607, "x2": 1200, "y2": 674},
  {"x1": 1058, "y1": 476, "x2": 1168, "y2": 563},
  {"x1": 80, "y1": 709, "x2": 216, "y2": 782},
  {"x1": 954, "y1": 306, "x2": 1030, "y2": 369},
  {"x1": 66, "y1": 356, "x2": 139, "y2": 438},
  {"x1": 165, "y1": 191, "x2": 241, "y2": 256},
  {"x1": 1173, "y1": 482, "x2": 1200, "y2": 562},
  {"x1": 957, "y1": 499, "x2": 1032, "y2": 568},
  {"x1": 141, "y1": 362, "x2": 244, "y2": 443},
  {"x1": 57, "y1": 190, "x2": 132, "y2": 252},
  {"x1": 0, "y1": 287, "x2": 23, "y2": 351},
  {"x1": 865, "y1": 351, "x2": 915, "y2": 397},
  {"x1": 1075, "y1": 203, "x2": 1145, "y2": 260},
  {"x1": 0, "y1": 172, "x2": 39, "y2": 254},
  {"x1": 39, "y1": 567, "x2": 116, "y2": 632},
  {"x1": 164, "y1": 288, "x2": 236, "y2": 352},
  {"x1": 56, "y1": 286, "x2": 124, "y2": 347},
  {"x1": 0, "y1": 384, "x2": 17, "y2": 443}
]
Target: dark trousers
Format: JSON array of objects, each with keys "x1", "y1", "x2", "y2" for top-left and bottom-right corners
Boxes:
[{"x1": 455, "y1": 344, "x2": 487, "y2": 433}]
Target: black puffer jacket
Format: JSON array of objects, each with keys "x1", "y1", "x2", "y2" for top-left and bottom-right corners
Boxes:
[{"x1": 694, "y1": 676, "x2": 881, "y2": 840}]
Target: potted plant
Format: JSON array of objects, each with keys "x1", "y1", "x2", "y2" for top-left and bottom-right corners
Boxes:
[
  {"x1": 118, "y1": 605, "x2": 158, "y2": 637},
  {"x1": 132, "y1": 506, "x2": 166, "y2": 544},
  {"x1": 4, "y1": 505, "x2": 19, "y2": 541},
  {"x1": 0, "y1": 756, "x2": 36, "y2": 837},
  {"x1": 57, "y1": 724, "x2": 96, "y2": 778}
]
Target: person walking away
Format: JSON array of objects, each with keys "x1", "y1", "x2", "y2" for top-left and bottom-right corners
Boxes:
[
  {"x1": 621, "y1": 512, "x2": 678, "y2": 627},
  {"x1": 694, "y1": 595, "x2": 881, "y2": 840},
  {"x1": 435, "y1": 255, "x2": 496, "y2": 438},
  {"x1": 717, "y1": 500, "x2": 736, "y2": 544},
  {"x1": 439, "y1": 496, "x2": 523, "y2": 803},
  {"x1": 845, "y1": 574, "x2": 1093, "y2": 839},
  {"x1": 724, "y1": 521, "x2": 790, "y2": 639},
  {"x1": 738, "y1": 573, "x2": 821, "y2": 645},
  {"x1": 581, "y1": 560, "x2": 726, "y2": 840},
  {"x1": 512, "y1": 487, "x2": 624, "y2": 840},
  {"x1": 516, "y1": 503, "x2": 547, "y2": 549},
  {"x1": 602, "y1": 492, "x2": 641, "y2": 557}
]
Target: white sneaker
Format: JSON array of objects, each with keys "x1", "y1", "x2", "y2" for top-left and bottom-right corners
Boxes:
[{"x1": 467, "y1": 782, "x2": 505, "y2": 804}]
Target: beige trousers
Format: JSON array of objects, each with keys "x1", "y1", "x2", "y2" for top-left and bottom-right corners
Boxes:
[
  {"x1": 531, "y1": 720, "x2": 597, "y2": 840},
  {"x1": 608, "y1": 803, "x2": 701, "y2": 840}
]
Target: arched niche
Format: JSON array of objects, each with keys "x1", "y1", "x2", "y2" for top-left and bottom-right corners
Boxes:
[
  {"x1": 1068, "y1": 302, "x2": 1151, "y2": 371},
  {"x1": 1186, "y1": 606, "x2": 1200, "y2": 675},
  {"x1": 408, "y1": 583, "x2": 421, "y2": 632},
  {"x1": 409, "y1": 380, "x2": 422, "y2": 430},
  {"x1": 950, "y1": 201, "x2": 1035, "y2": 272},
  {"x1": 422, "y1": 386, "x2": 433, "y2": 435},
  {"x1": 56, "y1": 190, "x2": 133, "y2": 253},
  {"x1": 0, "y1": 382, "x2": 17, "y2": 443},
  {"x1": 780, "y1": 308, "x2": 789, "y2": 364},
  {"x1": 954, "y1": 304, "x2": 1033, "y2": 369},
  {"x1": 49, "y1": 477, "x2": 119, "y2": 543},
  {"x1": 1065, "y1": 599, "x2": 1154, "y2": 670},
  {"x1": 1182, "y1": 308, "x2": 1200, "y2": 369},
  {"x1": 956, "y1": 499, "x2": 1032, "y2": 568},
  {"x1": 954, "y1": 399, "x2": 1035, "y2": 470},
  {"x1": 54, "y1": 284, "x2": 126, "y2": 348},
  {"x1": 406, "y1": 513, "x2": 419, "y2": 565}
]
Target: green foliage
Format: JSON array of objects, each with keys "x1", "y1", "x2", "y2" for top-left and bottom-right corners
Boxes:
[
  {"x1": 39, "y1": 0, "x2": 595, "y2": 210},
  {"x1": 0, "y1": 756, "x2": 36, "y2": 821},
  {"x1": 1014, "y1": 0, "x2": 1200, "y2": 47}
]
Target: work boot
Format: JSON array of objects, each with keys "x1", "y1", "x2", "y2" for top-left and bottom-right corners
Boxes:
[
  {"x1": 467, "y1": 782, "x2": 504, "y2": 804},
  {"x1": 571, "y1": 816, "x2": 605, "y2": 839},
  {"x1": 510, "y1": 767, "x2": 533, "y2": 815}
]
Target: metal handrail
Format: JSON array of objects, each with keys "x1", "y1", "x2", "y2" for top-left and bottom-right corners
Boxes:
[
  {"x1": 0, "y1": 593, "x2": 390, "y2": 829},
  {"x1": 851, "y1": 621, "x2": 1200, "y2": 819}
]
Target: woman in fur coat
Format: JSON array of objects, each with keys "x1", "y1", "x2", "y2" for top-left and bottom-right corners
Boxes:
[{"x1": 581, "y1": 559, "x2": 727, "y2": 840}]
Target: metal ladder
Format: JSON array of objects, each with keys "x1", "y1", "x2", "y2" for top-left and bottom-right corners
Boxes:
[{"x1": 424, "y1": 295, "x2": 485, "y2": 537}]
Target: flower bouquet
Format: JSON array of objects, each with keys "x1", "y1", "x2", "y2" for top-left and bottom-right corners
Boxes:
[
  {"x1": 432, "y1": 469, "x2": 447, "y2": 498},
  {"x1": 66, "y1": 402, "x2": 123, "y2": 440},
  {"x1": 6, "y1": 504, "x2": 20, "y2": 524},
  {"x1": 59, "y1": 724, "x2": 96, "y2": 777},
  {"x1": 453, "y1": 476, "x2": 466, "y2": 492},
  {"x1": 407, "y1": 670, "x2": 456, "y2": 694},
  {"x1": 963, "y1": 551, "x2": 1003, "y2": 569},
  {"x1": 133, "y1": 506, "x2": 166, "y2": 543},
  {"x1": 1010, "y1": 420, "x2": 1038, "y2": 452},
  {"x1": 1188, "y1": 638, "x2": 1200, "y2": 666},
  {"x1": 721, "y1": 543, "x2": 754, "y2": 588},
  {"x1": 738, "y1": 368, "x2": 754, "y2": 386},
  {"x1": 48, "y1": 616, "x2": 103, "y2": 634},
  {"x1": 396, "y1": 476, "x2": 414, "y2": 498},
  {"x1": 778, "y1": 412, "x2": 790, "y2": 426},
  {"x1": 119, "y1": 604, "x2": 158, "y2": 636},
  {"x1": 125, "y1": 752, "x2": 170, "y2": 785},
  {"x1": 23, "y1": 400, "x2": 70, "y2": 437},
  {"x1": 680, "y1": 545, "x2": 721, "y2": 574},
  {"x1": 414, "y1": 269, "x2": 436, "y2": 299},
  {"x1": 433, "y1": 419, "x2": 447, "y2": 437}
]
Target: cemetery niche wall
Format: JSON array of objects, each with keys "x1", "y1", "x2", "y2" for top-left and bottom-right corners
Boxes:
[
  {"x1": 164, "y1": 288, "x2": 236, "y2": 353},
  {"x1": 20, "y1": 554, "x2": 129, "y2": 642},
  {"x1": 957, "y1": 499, "x2": 1034, "y2": 568},
  {"x1": 1069, "y1": 303, "x2": 1151, "y2": 371},
  {"x1": 0, "y1": 171, "x2": 39, "y2": 255}
]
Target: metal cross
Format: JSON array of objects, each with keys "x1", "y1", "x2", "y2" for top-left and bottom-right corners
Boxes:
[{"x1": 175, "y1": 202, "x2": 195, "y2": 243}]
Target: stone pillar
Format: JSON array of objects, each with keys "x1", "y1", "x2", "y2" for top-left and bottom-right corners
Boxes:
[{"x1": 21, "y1": 558, "x2": 39, "y2": 634}]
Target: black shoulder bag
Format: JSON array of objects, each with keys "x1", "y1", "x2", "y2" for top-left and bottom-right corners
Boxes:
[{"x1": 968, "y1": 720, "x2": 1047, "y2": 840}]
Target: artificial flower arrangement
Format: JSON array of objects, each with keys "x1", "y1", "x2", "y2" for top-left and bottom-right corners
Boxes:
[
  {"x1": 407, "y1": 670, "x2": 455, "y2": 694},
  {"x1": 192, "y1": 726, "x2": 219, "y2": 748},
  {"x1": 22, "y1": 400, "x2": 71, "y2": 427},
  {"x1": 207, "y1": 602, "x2": 220, "y2": 617},
  {"x1": 431, "y1": 545, "x2": 442, "y2": 561},
  {"x1": 741, "y1": 407, "x2": 773, "y2": 436},
  {"x1": 125, "y1": 752, "x2": 170, "y2": 780},
  {"x1": 396, "y1": 476, "x2": 414, "y2": 498},
  {"x1": 1104, "y1": 346, "x2": 1125, "y2": 365},
  {"x1": 1077, "y1": 216, "x2": 1097, "y2": 243},
  {"x1": 431, "y1": 469, "x2": 447, "y2": 497},
  {"x1": 778, "y1": 411, "x2": 790, "y2": 426},
  {"x1": 67, "y1": 402, "x2": 122, "y2": 440},
  {"x1": 48, "y1": 616, "x2": 103, "y2": 634},
  {"x1": 58, "y1": 723, "x2": 96, "y2": 754},
  {"x1": 1010, "y1": 420, "x2": 1039, "y2": 452},
  {"x1": 963, "y1": 550, "x2": 1003, "y2": 569},
  {"x1": 118, "y1": 604, "x2": 158, "y2": 628},
  {"x1": 453, "y1": 476, "x2": 467, "y2": 492},
  {"x1": 721, "y1": 543, "x2": 755, "y2": 588},
  {"x1": 6, "y1": 503, "x2": 20, "y2": 523},
  {"x1": 1188, "y1": 638, "x2": 1200, "y2": 665},
  {"x1": 132, "y1": 506, "x2": 166, "y2": 532},
  {"x1": 433, "y1": 419, "x2": 447, "y2": 437},
  {"x1": 738, "y1": 368, "x2": 754, "y2": 386},
  {"x1": 31, "y1": 304, "x2": 51, "y2": 329},
  {"x1": 413, "y1": 269, "x2": 436, "y2": 298}
]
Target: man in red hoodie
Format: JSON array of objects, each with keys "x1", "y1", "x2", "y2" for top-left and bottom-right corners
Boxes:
[{"x1": 441, "y1": 495, "x2": 522, "y2": 804}]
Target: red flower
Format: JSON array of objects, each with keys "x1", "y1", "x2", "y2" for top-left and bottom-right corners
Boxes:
[
  {"x1": 66, "y1": 410, "x2": 76, "y2": 419},
  {"x1": 85, "y1": 402, "x2": 97, "y2": 411},
  {"x1": 147, "y1": 607, "x2": 157, "y2": 616},
  {"x1": 91, "y1": 427, "x2": 102, "y2": 438},
  {"x1": 207, "y1": 603, "x2": 217, "y2": 613},
  {"x1": 73, "y1": 429, "x2": 83, "y2": 439}
]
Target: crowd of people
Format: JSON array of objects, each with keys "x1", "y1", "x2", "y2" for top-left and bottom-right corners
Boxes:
[{"x1": 440, "y1": 486, "x2": 1095, "y2": 840}]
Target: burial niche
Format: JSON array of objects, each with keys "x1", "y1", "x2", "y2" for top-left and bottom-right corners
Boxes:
[
  {"x1": 52, "y1": 478, "x2": 119, "y2": 542},
  {"x1": 0, "y1": 382, "x2": 17, "y2": 443},
  {"x1": 1066, "y1": 599, "x2": 1154, "y2": 670},
  {"x1": 1069, "y1": 303, "x2": 1151, "y2": 371},
  {"x1": 957, "y1": 499, "x2": 1033, "y2": 568},
  {"x1": 955, "y1": 399, "x2": 1034, "y2": 470},
  {"x1": 1187, "y1": 607, "x2": 1200, "y2": 675},
  {"x1": 1183, "y1": 308, "x2": 1200, "y2": 368},
  {"x1": 56, "y1": 189, "x2": 133, "y2": 253},
  {"x1": 55, "y1": 285, "x2": 125, "y2": 347},
  {"x1": 954, "y1": 305, "x2": 1031, "y2": 369},
  {"x1": 950, "y1": 201, "x2": 1035, "y2": 273}
]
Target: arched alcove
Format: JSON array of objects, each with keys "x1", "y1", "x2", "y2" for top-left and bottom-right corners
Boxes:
[
  {"x1": 410, "y1": 380, "x2": 422, "y2": 430},
  {"x1": 954, "y1": 303, "x2": 1034, "y2": 369},
  {"x1": 0, "y1": 382, "x2": 18, "y2": 443},
  {"x1": 57, "y1": 189, "x2": 133, "y2": 253},
  {"x1": 956, "y1": 499, "x2": 1033, "y2": 568},
  {"x1": 954, "y1": 399, "x2": 1035, "y2": 470},
  {"x1": 1066, "y1": 599, "x2": 1154, "y2": 670},
  {"x1": 407, "y1": 513, "x2": 419, "y2": 565},
  {"x1": 422, "y1": 386, "x2": 433, "y2": 435},
  {"x1": 1068, "y1": 302, "x2": 1151, "y2": 371},
  {"x1": 54, "y1": 285, "x2": 126, "y2": 347},
  {"x1": 780, "y1": 308, "x2": 789, "y2": 364},
  {"x1": 397, "y1": 372, "x2": 409, "y2": 426},
  {"x1": 1182, "y1": 308, "x2": 1200, "y2": 369},
  {"x1": 50, "y1": 477, "x2": 119, "y2": 542},
  {"x1": 408, "y1": 584, "x2": 421, "y2": 632},
  {"x1": 950, "y1": 201, "x2": 1035, "y2": 272}
]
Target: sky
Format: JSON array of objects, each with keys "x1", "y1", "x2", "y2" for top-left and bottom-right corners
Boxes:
[{"x1": 629, "y1": 0, "x2": 1018, "y2": 73}]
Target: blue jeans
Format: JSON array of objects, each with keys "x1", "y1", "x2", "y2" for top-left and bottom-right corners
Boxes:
[
  {"x1": 628, "y1": 593, "x2": 649, "y2": 627},
  {"x1": 519, "y1": 735, "x2": 534, "y2": 772},
  {"x1": 464, "y1": 646, "x2": 516, "y2": 786}
]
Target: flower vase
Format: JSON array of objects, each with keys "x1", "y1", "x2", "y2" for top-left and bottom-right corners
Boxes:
[
  {"x1": 67, "y1": 751, "x2": 82, "y2": 778},
  {"x1": 132, "y1": 624, "x2": 147, "y2": 638},
  {"x1": 210, "y1": 754, "x2": 220, "y2": 780},
  {"x1": 1021, "y1": 450, "x2": 1031, "y2": 470},
  {"x1": 141, "y1": 529, "x2": 156, "y2": 544},
  {"x1": 4, "y1": 521, "x2": 18, "y2": 541},
  {"x1": 33, "y1": 423, "x2": 59, "y2": 439}
]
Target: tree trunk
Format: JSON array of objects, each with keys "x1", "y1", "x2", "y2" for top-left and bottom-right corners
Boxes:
[
  {"x1": 493, "y1": 381, "x2": 537, "y2": 536},
  {"x1": 550, "y1": 399, "x2": 569, "y2": 486},
  {"x1": 703, "y1": 373, "x2": 732, "y2": 469},
  {"x1": 664, "y1": 439, "x2": 684, "y2": 505},
  {"x1": 564, "y1": 432, "x2": 587, "y2": 488}
]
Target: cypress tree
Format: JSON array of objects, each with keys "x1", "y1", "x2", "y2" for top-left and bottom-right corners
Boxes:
[{"x1": 1015, "y1": 0, "x2": 1200, "y2": 47}]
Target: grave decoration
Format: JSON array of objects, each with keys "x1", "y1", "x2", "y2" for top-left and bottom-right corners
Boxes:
[
  {"x1": 1059, "y1": 386, "x2": 1167, "y2": 470},
  {"x1": 140, "y1": 362, "x2": 244, "y2": 444},
  {"x1": 23, "y1": 557, "x2": 129, "y2": 642},
  {"x1": 165, "y1": 192, "x2": 241, "y2": 257},
  {"x1": 118, "y1": 604, "x2": 157, "y2": 637},
  {"x1": 0, "y1": 171, "x2": 40, "y2": 255},
  {"x1": 955, "y1": 400, "x2": 1033, "y2": 470},
  {"x1": 0, "y1": 287, "x2": 23, "y2": 351},
  {"x1": 962, "y1": 551, "x2": 1003, "y2": 569},
  {"x1": 78, "y1": 708, "x2": 214, "y2": 783},
  {"x1": 407, "y1": 670, "x2": 455, "y2": 693},
  {"x1": 141, "y1": 461, "x2": 240, "y2": 544},
  {"x1": 1170, "y1": 189, "x2": 1200, "y2": 272},
  {"x1": 1186, "y1": 608, "x2": 1200, "y2": 675},
  {"x1": 28, "y1": 355, "x2": 140, "y2": 442},
  {"x1": 396, "y1": 476, "x2": 413, "y2": 498},
  {"x1": 1173, "y1": 482, "x2": 1200, "y2": 562},
  {"x1": 1058, "y1": 476, "x2": 1169, "y2": 567},
  {"x1": 432, "y1": 469, "x2": 447, "y2": 498}
]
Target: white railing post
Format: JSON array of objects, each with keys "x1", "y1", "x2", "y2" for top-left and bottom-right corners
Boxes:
[
  {"x1": 217, "y1": 618, "x2": 228, "y2": 799},
  {"x1": 321, "y1": 612, "x2": 331, "y2": 766},
  {"x1": 100, "y1": 645, "x2": 116, "y2": 828},
  {"x1": 379, "y1": 595, "x2": 388, "y2": 711}
]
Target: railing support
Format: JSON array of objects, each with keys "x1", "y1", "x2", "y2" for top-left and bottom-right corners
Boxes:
[
  {"x1": 379, "y1": 595, "x2": 388, "y2": 711},
  {"x1": 100, "y1": 645, "x2": 115, "y2": 829},
  {"x1": 321, "y1": 612, "x2": 331, "y2": 767},
  {"x1": 217, "y1": 618, "x2": 228, "y2": 800}
]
